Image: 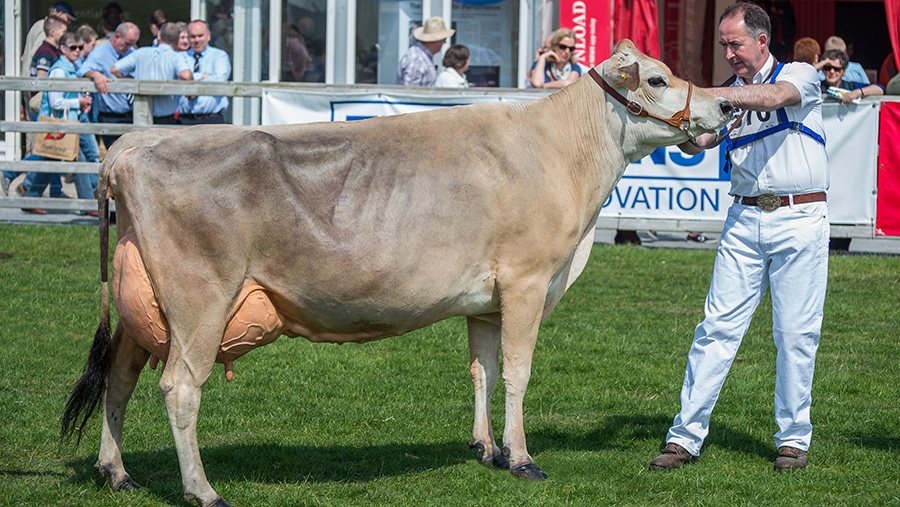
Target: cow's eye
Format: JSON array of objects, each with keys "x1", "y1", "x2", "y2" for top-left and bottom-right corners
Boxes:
[{"x1": 648, "y1": 76, "x2": 666, "y2": 87}]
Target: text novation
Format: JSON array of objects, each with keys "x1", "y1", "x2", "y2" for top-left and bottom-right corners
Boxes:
[{"x1": 603, "y1": 185, "x2": 721, "y2": 212}]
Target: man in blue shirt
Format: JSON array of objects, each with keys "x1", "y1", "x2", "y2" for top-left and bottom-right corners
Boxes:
[
  {"x1": 77, "y1": 21, "x2": 139, "y2": 148},
  {"x1": 111, "y1": 22, "x2": 193, "y2": 124},
  {"x1": 178, "y1": 20, "x2": 232, "y2": 125}
]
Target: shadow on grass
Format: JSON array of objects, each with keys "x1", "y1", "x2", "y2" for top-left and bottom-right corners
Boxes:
[
  {"x1": 528, "y1": 413, "x2": 771, "y2": 460},
  {"x1": 847, "y1": 434, "x2": 900, "y2": 452},
  {"x1": 65, "y1": 440, "x2": 483, "y2": 504}
]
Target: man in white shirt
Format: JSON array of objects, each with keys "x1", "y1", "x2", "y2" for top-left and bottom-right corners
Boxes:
[{"x1": 649, "y1": 2, "x2": 829, "y2": 473}]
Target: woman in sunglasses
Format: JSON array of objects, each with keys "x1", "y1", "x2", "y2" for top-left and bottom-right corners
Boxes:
[
  {"x1": 21, "y1": 32, "x2": 101, "y2": 213},
  {"x1": 529, "y1": 28, "x2": 581, "y2": 89},
  {"x1": 819, "y1": 49, "x2": 884, "y2": 104}
]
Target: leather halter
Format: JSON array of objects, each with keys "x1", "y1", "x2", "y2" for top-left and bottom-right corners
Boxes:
[{"x1": 588, "y1": 67, "x2": 694, "y2": 140}]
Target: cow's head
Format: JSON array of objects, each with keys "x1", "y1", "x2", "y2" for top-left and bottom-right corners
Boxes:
[{"x1": 598, "y1": 39, "x2": 733, "y2": 143}]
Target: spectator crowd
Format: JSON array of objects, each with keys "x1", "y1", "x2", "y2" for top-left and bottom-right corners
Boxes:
[{"x1": 3, "y1": 2, "x2": 233, "y2": 213}]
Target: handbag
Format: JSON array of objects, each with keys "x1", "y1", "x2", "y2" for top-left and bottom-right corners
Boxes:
[{"x1": 33, "y1": 106, "x2": 80, "y2": 161}]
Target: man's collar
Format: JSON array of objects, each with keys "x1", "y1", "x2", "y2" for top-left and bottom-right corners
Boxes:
[
  {"x1": 742, "y1": 54, "x2": 775, "y2": 85},
  {"x1": 415, "y1": 41, "x2": 435, "y2": 56}
]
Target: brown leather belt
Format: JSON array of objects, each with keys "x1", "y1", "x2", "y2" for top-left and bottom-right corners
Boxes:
[{"x1": 734, "y1": 192, "x2": 827, "y2": 211}]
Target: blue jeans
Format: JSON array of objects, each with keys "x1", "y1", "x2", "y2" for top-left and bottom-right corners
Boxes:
[{"x1": 24, "y1": 133, "x2": 100, "y2": 199}]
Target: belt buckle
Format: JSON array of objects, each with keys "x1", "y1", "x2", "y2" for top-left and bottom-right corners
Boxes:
[{"x1": 757, "y1": 193, "x2": 781, "y2": 211}]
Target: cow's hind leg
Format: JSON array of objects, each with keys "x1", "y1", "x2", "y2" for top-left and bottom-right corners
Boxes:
[
  {"x1": 498, "y1": 279, "x2": 549, "y2": 480},
  {"x1": 95, "y1": 322, "x2": 150, "y2": 490},
  {"x1": 466, "y1": 316, "x2": 508, "y2": 469},
  {"x1": 159, "y1": 320, "x2": 230, "y2": 507}
]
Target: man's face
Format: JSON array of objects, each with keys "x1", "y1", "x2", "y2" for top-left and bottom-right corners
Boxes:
[
  {"x1": 718, "y1": 14, "x2": 768, "y2": 79},
  {"x1": 189, "y1": 22, "x2": 210, "y2": 53},
  {"x1": 111, "y1": 27, "x2": 139, "y2": 55},
  {"x1": 50, "y1": 9, "x2": 74, "y2": 25}
]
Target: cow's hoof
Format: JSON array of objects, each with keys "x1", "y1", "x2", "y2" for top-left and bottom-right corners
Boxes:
[
  {"x1": 210, "y1": 499, "x2": 233, "y2": 507},
  {"x1": 468, "y1": 439, "x2": 509, "y2": 469},
  {"x1": 492, "y1": 453, "x2": 510, "y2": 469},
  {"x1": 511, "y1": 463, "x2": 548, "y2": 480},
  {"x1": 113, "y1": 475, "x2": 141, "y2": 491}
]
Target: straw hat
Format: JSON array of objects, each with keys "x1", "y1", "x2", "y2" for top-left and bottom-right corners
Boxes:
[{"x1": 413, "y1": 17, "x2": 455, "y2": 43}]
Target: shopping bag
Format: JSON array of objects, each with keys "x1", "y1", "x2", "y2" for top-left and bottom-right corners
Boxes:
[{"x1": 33, "y1": 114, "x2": 80, "y2": 161}]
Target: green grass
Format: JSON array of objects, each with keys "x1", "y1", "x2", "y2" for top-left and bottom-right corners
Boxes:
[{"x1": 0, "y1": 223, "x2": 898, "y2": 506}]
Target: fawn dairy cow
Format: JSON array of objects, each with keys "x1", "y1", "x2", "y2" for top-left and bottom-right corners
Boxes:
[{"x1": 63, "y1": 40, "x2": 732, "y2": 506}]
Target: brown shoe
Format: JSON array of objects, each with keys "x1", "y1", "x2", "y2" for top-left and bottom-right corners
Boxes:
[
  {"x1": 649, "y1": 443, "x2": 698, "y2": 470},
  {"x1": 774, "y1": 446, "x2": 808, "y2": 471}
]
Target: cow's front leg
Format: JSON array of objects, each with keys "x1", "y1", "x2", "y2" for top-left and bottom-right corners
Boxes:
[
  {"x1": 95, "y1": 323, "x2": 150, "y2": 491},
  {"x1": 466, "y1": 316, "x2": 508, "y2": 469},
  {"x1": 499, "y1": 280, "x2": 549, "y2": 480},
  {"x1": 159, "y1": 335, "x2": 229, "y2": 507}
]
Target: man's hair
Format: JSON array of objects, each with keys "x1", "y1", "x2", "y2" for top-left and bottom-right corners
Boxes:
[
  {"x1": 115, "y1": 22, "x2": 138, "y2": 39},
  {"x1": 150, "y1": 9, "x2": 167, "y2": 28},
  {"x1": 720, "y1": 2, "x2": 771, "y2": 41},
  {"x1": 442, "y1": 44, "x2": 469, "y2": 71},
  {"x1": 823, "y1": 36, "x2": 847, "y2": 52},
  {"x1": 189, "y1": 19, "x2": 210, "y2": 34},
  {"x1": 59, "y1": 32, "x2": 83, "y2": 49},
  {"x1": 158, "y1": 22, "x2": 181, "y2": 46},
  {"x1": 821, "y1": 49, "x2": 849, "y2": 70},
  {"x1": 43, "y1": 15, "x2": 67, "y2": 36},
  {"x1": 793, "y1": 37, "x2": 820, "y2": 65}
]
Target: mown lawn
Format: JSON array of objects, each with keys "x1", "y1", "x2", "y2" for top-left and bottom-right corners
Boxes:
[{"x1": 0, "y1": 223, "x2": 898, "y2": 506}]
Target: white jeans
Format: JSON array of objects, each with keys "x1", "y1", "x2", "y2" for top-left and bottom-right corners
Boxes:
[{"x1": 666, "y1": 199, "x2": 830, "y2": 456}]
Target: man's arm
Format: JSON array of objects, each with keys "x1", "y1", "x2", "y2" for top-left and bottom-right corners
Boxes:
[
  {"x1": 177, "y1": 69, "x2": 193, "y2": 81},
  {"x1": 209, "y1": 52, "x2": 232, "y2": 81},
  {"x1": 83, "y1": 70, "x2": 111, "y2": 94},
  {"x1": 705, "y1": 81, "x2": 801, "y2": 112}
]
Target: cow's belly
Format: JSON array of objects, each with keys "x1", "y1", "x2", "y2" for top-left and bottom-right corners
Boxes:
[{"x1": 112, "y1": 231, "x2": 499, "y2": 379}]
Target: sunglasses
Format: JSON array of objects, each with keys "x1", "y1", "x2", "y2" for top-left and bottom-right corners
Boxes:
[
  {"x1": 67, "y1": 44, "x2": 84, "y2": 50},
  {"x1": 557, "y1": 43, "x2": 576, "y2": 52},
  {"x1": 822, "y1": 65, "x2": 843, "y2": 72}
]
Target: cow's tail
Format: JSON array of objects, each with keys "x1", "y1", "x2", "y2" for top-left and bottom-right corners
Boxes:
[{"x1": 61, "y1": 184, "x2": 112, "y2": 446}]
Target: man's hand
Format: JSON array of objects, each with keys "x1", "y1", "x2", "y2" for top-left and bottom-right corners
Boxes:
[
  {"x1": 86, "y1": 71, "x2": 111, "y2": 94},
  {"x1": 705, "y1": 81, "x2": 801, "y2": 112},
  {"x1": 78, "y1": 93, "x2": 92, "y2": 113}
]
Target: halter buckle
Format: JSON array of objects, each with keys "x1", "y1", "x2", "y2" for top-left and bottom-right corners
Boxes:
[{"x1": 626, "y1": 102, "x2": 644, "y2": 116}]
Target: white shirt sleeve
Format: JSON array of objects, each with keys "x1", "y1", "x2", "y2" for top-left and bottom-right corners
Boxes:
[{"x1": 47, "y1": 67, "x2": 81, "y2": 112}]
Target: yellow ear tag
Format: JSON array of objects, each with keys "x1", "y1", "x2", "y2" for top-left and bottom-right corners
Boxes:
[{"x1": 621, "y1": 74, "x2": 627, "y2": 80}]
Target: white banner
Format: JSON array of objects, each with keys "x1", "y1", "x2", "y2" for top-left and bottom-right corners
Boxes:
[{"x1": 262, "y1": 90, "x2": 879, "y2": 228}]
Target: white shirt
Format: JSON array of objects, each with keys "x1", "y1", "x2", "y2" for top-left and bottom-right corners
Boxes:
[
  {"x1": 727, "y1": 55, "x2": 828, "y2": 197},
  {"x1": 433, "y1": 67, "x2": 469, "y2": 88}
]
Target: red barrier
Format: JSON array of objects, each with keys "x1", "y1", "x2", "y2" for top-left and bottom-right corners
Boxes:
[{"x1": 877, "y1": 101, "x2": 900, "y2": 236}]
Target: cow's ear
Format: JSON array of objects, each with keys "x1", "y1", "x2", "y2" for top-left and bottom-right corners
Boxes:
[{"x1": 609, "y1": 62, "x2": 640, "y2": 92}]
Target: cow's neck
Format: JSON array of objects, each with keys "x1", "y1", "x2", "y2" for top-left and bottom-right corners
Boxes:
[{"x1": 534, "y1": 77, "x2": 639, "y2": 225}]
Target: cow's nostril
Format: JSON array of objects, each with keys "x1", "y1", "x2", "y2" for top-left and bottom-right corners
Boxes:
[{"x1": 720, "y1": 100, "x2": 734, "y2": 117}]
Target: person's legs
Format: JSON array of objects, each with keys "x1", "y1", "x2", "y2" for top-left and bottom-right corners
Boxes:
[
  {"x1": 664, "y1": 204, "x2": 769, "y2": 456},
  {"x1": 73, "y1": 150, "x2": 95, "y2": 200},
  {"x1": 49, "y1": 173, "x2": 64, "y2": 197},
  {"x1": 22, "y1": 154, "x2": 53, "y2": 198},
  {"x1": 767, "y1": 202, "x2": 829, "y2": 452}
]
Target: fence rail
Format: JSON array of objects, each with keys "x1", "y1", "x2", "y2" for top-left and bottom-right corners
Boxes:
[{"x1": 2, "y1": 77, "x2": 278, "y2": 212}]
